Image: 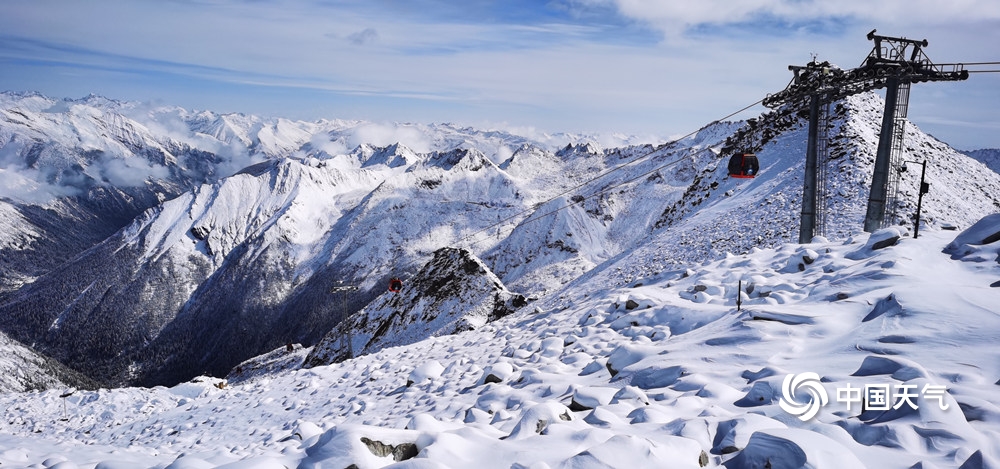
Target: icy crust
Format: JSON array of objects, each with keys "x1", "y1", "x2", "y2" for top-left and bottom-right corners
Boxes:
[
  {"x1": 2, "y1": 225, "x2": 999, "y2": 468},
  {"x1": 305, "y1": 247, "x2": 527, "y2": 366}
]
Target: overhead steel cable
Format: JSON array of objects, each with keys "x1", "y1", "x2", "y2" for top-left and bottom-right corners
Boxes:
[
  {"x1": 935, "y1": 62, "x2": 1000, "y2": 66},
  {"x1": 457, "y1": 98, "x2": 765, "y2": 248},
  {"x1": 936, "y1": 62, "x2": 1000, "y2": 73}
]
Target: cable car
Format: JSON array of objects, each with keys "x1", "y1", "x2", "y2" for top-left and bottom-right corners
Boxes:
[
  {"x1": 388, "y1": 277, "x2": 403, "y2": 293},
  {"x1": 728, "y1": 152, "x2": 759, "y2": 179}
]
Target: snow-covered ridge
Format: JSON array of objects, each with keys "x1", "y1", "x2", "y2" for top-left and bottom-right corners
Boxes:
[
  {"x1": 963, "y1": 148, "x2": 1000, "y2": 175},
  {"x1": 0, "y1": 330, "x2": 96, "y2": 393},
  {"x1": 304, "y1": 247, "x2": 527, "y2": 367}
]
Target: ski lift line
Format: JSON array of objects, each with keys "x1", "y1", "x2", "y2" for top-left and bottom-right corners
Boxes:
[
  {"x1": 496, "y1": 146, "x2": 720, "y2": 238},
  {"x1": 456, "y1": 98, "x2": 766, "y2": 248},
  {"x1": 460, "y1": 142, "x2": 726, "y2": 250},
  {"x1": 901, "y1": 62, "x2": 1000, "y2": 73},
  {"x1": 936, "y1": 62, "x2": 1000, "y2": 66}
]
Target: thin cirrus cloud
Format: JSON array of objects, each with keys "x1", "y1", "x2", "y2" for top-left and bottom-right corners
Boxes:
[{"x1": 0, "y1": 0, "x2": 997, "y2": 149}]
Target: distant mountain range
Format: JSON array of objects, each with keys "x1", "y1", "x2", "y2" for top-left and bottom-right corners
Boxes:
[
  {"x1": 1, "y1": 90, "x2": 998, "y2": 390},
  {"x1": 963, "y1": 148, "x2": 1000, "y2": 175}
]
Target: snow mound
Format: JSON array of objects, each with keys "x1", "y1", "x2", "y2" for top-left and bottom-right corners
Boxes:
[{"x1": 944, "y1": 213, "x2": 1000, "y2": 264}]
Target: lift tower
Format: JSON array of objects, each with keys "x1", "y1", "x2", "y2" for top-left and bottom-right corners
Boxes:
[{"x1": 762, "y1": 30, "x2": 968, "y2": 242}]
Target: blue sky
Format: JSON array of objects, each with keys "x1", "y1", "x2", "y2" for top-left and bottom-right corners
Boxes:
[{"x1": 1, "y1": 0, "x2": 998, "y2": 149}]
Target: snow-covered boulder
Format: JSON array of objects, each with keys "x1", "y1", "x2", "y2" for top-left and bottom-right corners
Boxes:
[
  {"x1": 723, "y1": 429, "x2": 864, "y2": 469},
  {"x1": 299, "y1": 425, "x2": 420, "y2": 468},
  {"x1": 479, "y1": 361, "x2": 516, "y2": 385},
  {"x1": 505, "y1": 401, "x2": 573, "y2": 440},
  {"x1": 225, "y1": 343, "x2": 310, "y2": 385},
  {"x1": 845, "y1": 227, "x2": 904, "y2": 260},
  {"x1": 406, "y1": 360, "x2": 445, "y2": 387},
  {"x1": 943, "y1": 213, "x2": 1000, "y2": 263},
  {"x1": 305, "y1": 247, "x2": 527, "y2": 366}
]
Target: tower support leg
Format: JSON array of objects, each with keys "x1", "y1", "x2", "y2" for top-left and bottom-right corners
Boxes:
[
  {"x1": 864, "y1": 77, "x2": 900, "y2": 232},
  {"x1": 799, "y1": 95, "x2": 820, "y2": 243}
]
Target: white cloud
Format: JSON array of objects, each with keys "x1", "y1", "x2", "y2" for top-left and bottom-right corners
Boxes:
[
  {"x1": 347, "y1": 123, "x2": 433, "y2": 154},
  {"x1": 96, "y1": 155, "x2": 170, "y2": 187},
  {"x1": 309, "y1": 132, "x2": 349, "y2": 158},
  {"x1": 590, "y1": 0, "x2": 1000, "y2": 31}
]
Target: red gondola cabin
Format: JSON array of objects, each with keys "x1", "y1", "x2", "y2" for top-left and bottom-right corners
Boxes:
[
  {"x1": 728, "y1": 153, "x2": 759, "y2": 179},
  {"x1": 388, "y1": 277, "x2": 403, "y2": 293}
]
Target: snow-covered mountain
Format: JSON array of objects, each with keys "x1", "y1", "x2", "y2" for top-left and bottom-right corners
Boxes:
[
  {"x1": 963, "y1": 148, "x2": 1000, "y2": 175},
  {"x1": 0, "y1": 91, "x2": 542, "y2": 295},
  {"x1": 1, "y1": 219, "x2": 997, "y2": 468},
  {"x1": 305, "y1": 247, "x2": 527, "y2": 367},
  {"x1": 1, "y1": 91, "x2": 999, "y2": 392},
  {"x1": 0, "y1": 330, "x2": 97, "y2": 393}
]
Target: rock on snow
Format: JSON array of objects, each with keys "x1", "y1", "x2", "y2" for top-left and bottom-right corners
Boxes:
[{"x1": 304, "y1": 247, "x2": 527, "y2": 367}]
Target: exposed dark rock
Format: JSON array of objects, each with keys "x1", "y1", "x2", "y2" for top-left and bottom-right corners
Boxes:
[
  {"x1": 305, "y1": 247, "x2": 526, "y2": 367},
  {"x1": 872, "y1": 235, "x2": 900, "y2": 251},
  {"x1": 360, "y1": 437, "x2": 418, "y2": 462}
]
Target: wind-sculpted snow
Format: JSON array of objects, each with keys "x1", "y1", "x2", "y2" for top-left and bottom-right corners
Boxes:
[{"x1": 2, "y1": 224, "x2": 999, "y2": 467}]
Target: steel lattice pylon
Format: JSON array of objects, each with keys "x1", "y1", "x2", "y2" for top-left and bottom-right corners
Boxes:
[
  {"x1": 815, "y1": 101, "x2": 831, "y2": 237},
  {"x1": 884, "y1": 82, "x2": 911, "y2": 228},
  {"x1": 763, "y1": 30, "x2": 968, "y2": 240}
]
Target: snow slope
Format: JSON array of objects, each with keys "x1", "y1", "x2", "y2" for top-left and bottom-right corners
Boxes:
[
  {"x1": 0, "y1": 330, "x2": 97, "y2": 393},
  {"x1": 963, "y1": 148, "x2": 1000, "y2": 176},
  {"x1": 1, "y1": 221, "x2": 998, "y2": 468},
  {"x1": 305, "y1": 247, "x2": 527, "y2": 367}
]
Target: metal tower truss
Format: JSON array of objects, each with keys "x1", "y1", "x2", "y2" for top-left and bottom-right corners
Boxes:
[
  {"x1": 762, "y1": 30, "x2": 968, "y2": 240},
  {"x1": 814, "y1": 100, "x2": 831, "y2": 237},
  {"x1": 884, "y1": 81, "x2": 911, "y2": 228},
  {"x1": 764, "y1": 30, "x2": 968, "y2": 110}
]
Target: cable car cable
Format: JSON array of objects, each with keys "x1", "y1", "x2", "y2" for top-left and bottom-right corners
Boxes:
[
  {"x1": 456, "y1": 58, "x2": 1000, "y2": 250},
  {"x1": 457, "y1": 98, "x2": 765, "y2": 248}
]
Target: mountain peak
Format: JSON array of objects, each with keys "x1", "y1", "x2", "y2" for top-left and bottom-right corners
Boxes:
[
  {"x1": 556, "y1": 141, "x2": 603, "y2": 158},
  {"x1": 359, "y1": 142, "x2": 419, "y2": 168},
  {"x1": 422, "y1": 147, "x2": 496, "y2": 172}
]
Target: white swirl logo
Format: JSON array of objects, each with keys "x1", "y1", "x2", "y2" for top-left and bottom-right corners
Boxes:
[{"x1": 779, "y1": 372, "x2": 829, "y2": 421}]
